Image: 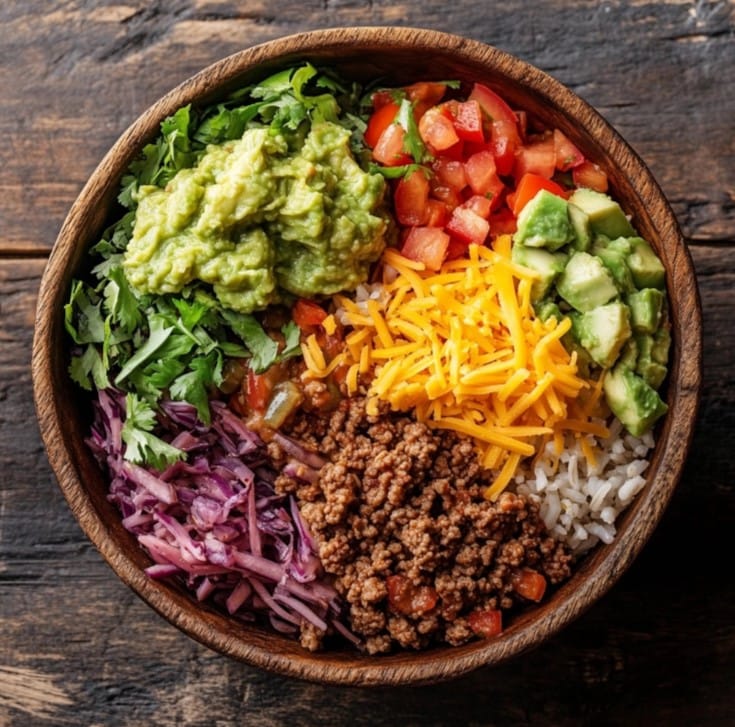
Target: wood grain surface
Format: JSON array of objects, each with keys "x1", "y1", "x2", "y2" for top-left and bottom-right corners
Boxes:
[{"x1": 1, "y1": 1, "x2": 733, "y2": 725}]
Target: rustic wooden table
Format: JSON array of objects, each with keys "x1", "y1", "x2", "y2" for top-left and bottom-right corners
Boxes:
[{"x1": 1, "y1": 2, "x2": 733, "y2": 724}]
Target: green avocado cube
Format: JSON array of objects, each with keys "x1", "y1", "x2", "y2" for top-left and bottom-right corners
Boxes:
[
  {"x1": 627, "y1": 237, "x2": 666, "y2": 289},
  {"x1": 651, "y1": 323, "x2": 671, "y2": 364},
  {"x1": 512, "y1": 243, "x2": 568, "y2": 300},
  {"x1": 603, "y1": 364, "x2": 668, "y2": 436},
  {"x1": 592, "y1": 238, "x2": 635, "y2": 294},
  {"x1": 534, "y1": 299, "x2": 564, "y2": 323},
  {"x1": 627, "y1": 288, "x2": 665, "y2": 333},
  {"x1": 568, "y1": 202, "x2": 591, "y2": 251},
  {"x1": 574, "y1": 301, "x2": 632, "y2": 368},
  {"x1": 556, "y1": 251, "x2": 619, "y2": 312},
  {"x1": 567, "y1": 188, "x2": 636, "y2": 239},
  {"x1": 513, "y1": 190, "x2": 573, "y2": 251}
]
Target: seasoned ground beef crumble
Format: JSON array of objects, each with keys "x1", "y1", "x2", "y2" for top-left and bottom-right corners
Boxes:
[{"x1": 272, "y1": 396, "x2": 572, "y2": 653}]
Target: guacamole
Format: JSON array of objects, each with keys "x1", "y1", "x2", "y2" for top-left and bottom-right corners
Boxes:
[{"x1": 123, "y1": 121, "x2": 388, "y2": 313}]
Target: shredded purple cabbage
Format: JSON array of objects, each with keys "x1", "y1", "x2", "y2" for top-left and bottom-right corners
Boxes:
[{"x1": 87, "y1": 389, "x2": 354, "y2": 644}]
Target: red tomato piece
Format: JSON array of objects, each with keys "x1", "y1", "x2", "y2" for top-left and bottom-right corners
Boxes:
[
  {"x1": 401, "y1": 226, "x2": 450, "y2": 271},
  {"x1": 468, "y1": 609, "x2": 503, "y2": 638},
  {"x1": 514, "y1": 136, "x2": 556, "y2": 180},
  {"x1": 446, "y1": 206, "x2": 490, "y2": 246},
  {"x1": 433, "y1": 156, "x2": 468, "y2": 193},
  {"x1": 572, "y1": 160, "x2": 609, "y2": 192},
  {"x1": 511, "y1": 569, "x2": 547, "y2": 602},
  {"x1": 464, "y1": 150, "x2": 505, "y2": 201},
  {"x1": 372, "y1": 123, "x2": 412, "y2": 166},
  {"x1": 489, "y1": 207, "x2": 518, "y2": 236},
  {"x1": 404, "y1": 82, "x2": 448, "y2": 105},
  {"x1": 246, "y1": 369, "x2": 273, "y2": 414},
  {"x1": 395, "y1": 169, "x2": 430, "y2": 226},
  {"x1": 511, "y1": 172, "x2": 567, "y2": 216},
  {"x1": 469, "y1": 83, "x2": 518, "y2": 128},
  {"x1": 489, "y1": 119, "x2": 520, "y2": 176},
  {"x1": 371, "y1": 89, "x2": 397, "y2": 110},
  {"x1": 386, "y1": 575, "x2": 438, "y2": 616},
  {"x1": 365, "y1": 101, "x2": 400, "y2": 149},
  {"x1": 451, "y1": 99, "x2": 485, "y2": 143},
  {"x1": 426, "y1": 199, "x2": 450, "y2": 227},
  {"x1": 292, "y1": 299, "x2": 327, "y2": 330},
  {"x1": 419, "y1": 107, "x2": 460, "y2": 151},
  {"x1": 553, "y1": 128, "x2": 585, "y2": 171},
  {"x1": 462, "y1": 194, "x2": 493, "y2": 220},
  {"x1": 431, "y1": 184, "x2": 463, "y2": 210}
]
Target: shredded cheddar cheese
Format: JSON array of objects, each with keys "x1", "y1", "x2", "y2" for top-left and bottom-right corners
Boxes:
[{"x1": 302, "y1": 237, "x2": 609, "y2": 499}]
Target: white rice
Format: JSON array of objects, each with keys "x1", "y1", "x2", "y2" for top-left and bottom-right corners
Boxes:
[{"x1": 512, "y1": 417, "x2": 655, "y2": 556}]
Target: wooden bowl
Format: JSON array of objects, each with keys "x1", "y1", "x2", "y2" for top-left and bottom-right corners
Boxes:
[{"x1": 31, "y1": 27, "x2": 702, "y2": 686}]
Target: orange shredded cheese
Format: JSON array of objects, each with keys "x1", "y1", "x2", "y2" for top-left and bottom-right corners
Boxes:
[{"x1": 303, "y1": 237, "x2": 605, "y2": 499}]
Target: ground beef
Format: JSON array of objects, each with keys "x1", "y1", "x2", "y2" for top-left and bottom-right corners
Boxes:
[{"x1": 273, "y1": 397, "x2": 572, "y2": 653}]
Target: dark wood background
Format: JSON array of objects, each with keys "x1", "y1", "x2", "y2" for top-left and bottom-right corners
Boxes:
[{"x1": 1, "y1": 1, "x2": 733, "y2": 724}]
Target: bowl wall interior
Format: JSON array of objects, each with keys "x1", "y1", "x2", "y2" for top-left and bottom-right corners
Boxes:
[{"x1": 31, "y1": 27, "x2": 701, "y2": 686}]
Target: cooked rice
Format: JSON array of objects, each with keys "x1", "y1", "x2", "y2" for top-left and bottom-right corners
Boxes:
[{"x1": 512, "y1": 418, "x2": 654, "y2": 556}]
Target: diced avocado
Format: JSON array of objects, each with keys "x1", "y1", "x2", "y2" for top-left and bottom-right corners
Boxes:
[
  {"x1": 651, "y1": 321, "x2": 671, "y2": 364},
  {"x1": 556, "y1": 251, "x2": 619, "y2": 312},
  {"x1": 534, "y1": 299, "x2": 564, "y2": 323},
  {"x1": 592, "y1": 239, "x2": 635, "y2": 294},
  {"x1": 617, "y1": 337, "x2": 639, "y2": 370},
  {"x1": 564, "y1": 313, "x2": 595, "y2": 379},
  {"x1": 574, "y1": 301, "x2": 632, "y2": 368},
  {"x1": 568, "y1": 188, "x2": 636, "y2": 239},
  {"x1": 627, "y1": 237, "x2": 666, "y2": 289},
  {"x1": 568, "y1": 202, "x2": 591, "y2": 251},
  {"x1": 512, "y1": 244, "x2": 567, "y2": 300},
  {"x1": 627, "y1": 288, "x2": 665, "y2": 333},
  {"x1": 513, "y1": 190, "x2": 573, "y2": 251},
  {"x1": 603, "y1": 364, "x2": 668, "y2": 436},
  {"x1": 633, "y1": 329, "x2": 669, "y2": 389}
]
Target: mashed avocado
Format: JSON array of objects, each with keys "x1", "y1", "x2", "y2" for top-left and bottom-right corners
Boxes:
[{"x1": 123, "y1": 121, "x2": 388, "y2": 313}]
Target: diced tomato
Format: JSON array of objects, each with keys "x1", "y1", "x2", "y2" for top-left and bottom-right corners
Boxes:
[
  {"x1": 372, "y1": 122, "x2": 412, "y2": 166},
  {"x1": 451, "y1": 100, "x2": 485, "y2": 143},
  {"x1": 401, "y1": 226, "x2": 450, "y2": 271},
  {"x1": 404, "y1": 81, "x2": 447, "y2": 106},
  {"x1": 513, "y1": 136, "x2": 556, "y2": 180},
  {"x1": 469, "y1": 83, "x2": 518, "y2": 128},
  {"x1": 433, "y1": 156, "x2": 468, "y2": 193},
  {"x1": 445, "y1": 237, "x2": 469, "y2": 260},
  {"x1": 489, "y1": 207, "x2": 518, "y2": 236},
  {"x1": 370, "y1": 89, "x2": 397, "y2": 110},
  {"x1": 426, "y1": 198, "x2": 450, "y2": 227},
  {"x1": 468, "y1": 609, "x2": 503, "y2": 638},
  {"x1": 553, "y1": 128, "x2": 585, "y2": 171},
  {"x1": 489, "y1": 119, "x2": 520, "y2": 176},
  {"x1": 246, "y1": 368, "x2": 273, "y2": 414},
  {"x1": 395, "y1": 169, "x2": 430, "y2": 226},
  {"x1": 462, "y1": 194, "x2": 493, "y2": 220},
  {"x1": 431, "y1": 184, "x2": 463, "y2": 210},
  {"x1": 292, "y1": 299, "x2": 327, "y2": 330},
  {"x1": 365, "y1": 101, "x2": 401, "y2": 149},
  {"x1": 446, "y1": 206, "x2": 490, "y2": 246},
  {"x1": 572, "y1": 160, "x2": 609, "y2": 192},
  {"x1": 464, "y1": 150, "x2": 504, "y2": 201},
  {"x1": 511, "y1": 568, "x2": 547, "y2": 602},
  {"x1": 511, "y1": 172, "x2": 567, "y2": 216},
  {"x1": 386, "y1": 575, "x2": 438, "y2": 616},
  {"x1": 419, "y1": 107, "x2": 460, "y2": 151}
]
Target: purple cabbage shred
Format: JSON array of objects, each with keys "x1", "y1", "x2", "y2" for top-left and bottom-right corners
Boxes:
[{"x1": 87, "y1": 389, "x2": 353, "y2": 646}]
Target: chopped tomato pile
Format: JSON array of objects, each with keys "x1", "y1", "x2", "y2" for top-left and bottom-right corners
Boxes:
[{"x1": 365, "y1": 81, "x2": 609, "y2": 271}]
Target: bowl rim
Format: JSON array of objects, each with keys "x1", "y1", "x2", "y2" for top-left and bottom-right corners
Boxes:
[{"x1": 31, "y1": 25, "x2": 702, "y2": 686}]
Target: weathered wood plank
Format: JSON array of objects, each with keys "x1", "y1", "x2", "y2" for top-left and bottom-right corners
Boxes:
[
  {"x1": 0, "y1": 1, "x2": 733, "y2": 255},
  {"x1": 1, "y1": 242, "x2": 733, "y2": 723}
]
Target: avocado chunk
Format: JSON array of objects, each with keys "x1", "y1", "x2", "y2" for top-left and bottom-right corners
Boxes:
[
  {"x1": 574, "y1": 301, "x2": 632, "y2": 368},
  {"x1": 556, "y1": 251, "x2": 619, "y2": 312},
  {"x1": 651, "y1": 322, "x2": 671, "y2": 364},
  {"x1": 627, "y1": 237, "x2": 666, "y2": 289},
  {"x1": 603, "y1": 364, "x2": 668, "y2": 436},
  {"x1": 627, "y1": 288, "x2": 665, "y2": 333},
  {"x1": 568, "y1": 188, "x2": 636, "y2": 239},
  {"x1": 512, "y1": 244, "x2": 567, "y2": 300},
  {"x1": 534, "y1": 299, "x2": 564, "y2": 323},
  {"x1": 617, "y1": 337, "x2": 639, "y2": 370},
  {"x1": 513, "y1": 190, "x2": 573, "y2": 251},
  {"x1": 568, "y1": 202, "x2": 591, "y2": 251},
  {"x1": 592, "y1": 237, "x2": 635, "y2": 294}
]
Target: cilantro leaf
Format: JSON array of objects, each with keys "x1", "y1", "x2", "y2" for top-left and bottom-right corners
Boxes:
[
  {"x1": 121, "y1": 393, "x2": 184, "y2": 469},
  {"x1": 220, "y1": 310, "x2": 279, "y2": 373},
  {"x1": 114, "y1": 316, "x2": 174, "y2": 385},
  {"x1": 397, "y1": 98, "x2": 429, "y2": 164}
]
